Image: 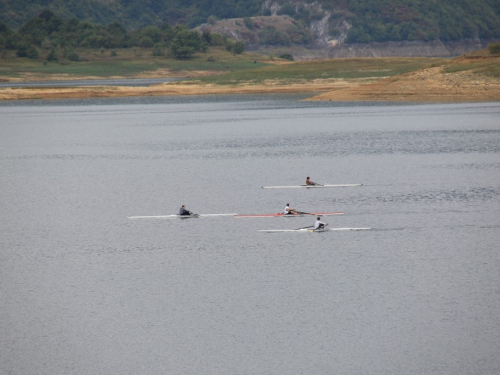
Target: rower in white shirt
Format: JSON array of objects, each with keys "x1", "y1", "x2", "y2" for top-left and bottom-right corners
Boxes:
[
  {"x1": 314, "y1": 217, "x2": 328, "y2": 230},
  {"x1": 284, "y1": 203, "x2": 298, "y2": 215}
]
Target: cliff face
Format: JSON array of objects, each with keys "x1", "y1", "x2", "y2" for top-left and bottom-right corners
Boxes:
[{"x1": 196, "y1": 16, "x2": 312, "y2": 50}]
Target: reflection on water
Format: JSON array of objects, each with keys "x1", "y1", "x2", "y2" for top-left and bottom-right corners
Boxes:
[{"x1": 1, "y1": 97, "x2": 499, "y2": 375}]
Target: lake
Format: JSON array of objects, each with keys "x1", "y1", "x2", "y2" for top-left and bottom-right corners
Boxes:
[
  {"x1": 1, "y1": 95, "x2": 499, "y2": 374},
  {"x1": 0, "y1": 77, "x2": 182, "y2": 88}
]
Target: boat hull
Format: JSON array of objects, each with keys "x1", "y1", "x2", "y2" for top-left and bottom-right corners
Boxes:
[
  {"x1": 128, "y1": 213, "x2": 237, "y2": 219},
  {"x1": 236, "y1": 212, "x2": 344, "y2": 218},
  {"x1": 259, "y1": 227, "x2": 371, "y2": 233},
  {"x1": 261, "y1": 184, "x2": 362, "y2": 189}
]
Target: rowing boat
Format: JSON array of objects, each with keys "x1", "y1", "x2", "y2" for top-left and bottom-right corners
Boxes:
[
  {"x1": 235, "y1": 212, "x2": 344, "y2": 218},
  {"x1": 259, "y1": 227, "x2": 371, "y2": 233},
  {"x1": 127, "y1": 213, "x2": 237, "y2": 219},
  {"x1": 261, "y1": 184, "x2": 362, "y2": 189}
]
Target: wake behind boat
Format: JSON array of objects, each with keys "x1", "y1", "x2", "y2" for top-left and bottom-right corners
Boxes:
[
  {"x1": 128, "y1": 213, "x2": 237, "y2": 219},
  {"x1": 261, "y1": 184, "x2": 362, "y2": 189},
  {"x1": 235, "y1": 212, "x2": 344, "y2": 218},
  {"x1": 259, "y1": 227, "x2": 371, "y2": 233}
]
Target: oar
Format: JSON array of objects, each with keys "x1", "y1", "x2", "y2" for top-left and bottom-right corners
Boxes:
[
  {"x1": 296, "y1": 211, "x2": 314, "y2": 215},
  {"x1": 295, "y1": 225, "x2": 314, "y2": 230}
]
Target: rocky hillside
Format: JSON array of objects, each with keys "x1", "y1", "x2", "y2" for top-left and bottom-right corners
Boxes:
[
  {"x1": 196, "y1": 0, "x2": 500, "y2": 58},
  {"x1": 197, "y1": 15, "x2": 499, "y2": 59},
  {"x1": 196, "y1": 16, "x2": 312, "y2": 50}
]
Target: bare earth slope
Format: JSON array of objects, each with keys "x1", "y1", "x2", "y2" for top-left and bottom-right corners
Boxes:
[{"x1": 309, "y1": 55, "x2": 500, "y2": 102}]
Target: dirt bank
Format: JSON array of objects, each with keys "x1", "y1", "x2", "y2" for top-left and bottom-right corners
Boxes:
[
  {"x1": 308, "y1": 65, "x2": 500, "y2": 102},
  {"x1": 0, "y1": 79, "x2": 362, "y2": 101}
]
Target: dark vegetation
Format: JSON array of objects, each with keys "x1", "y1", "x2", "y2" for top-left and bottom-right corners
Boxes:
[
  {"x1": 335, "y1": 0, "x2": 500, "y2": 43},
  {"x1": 489, "y1": 43, "x2": 500, "y2": 55},
  {"x1": 2, "y1": 0, "x2": 500, "y2": 44},
  {"x1": 0, "y1": 0, "x2": 263, "y2": 29},
  {"x1": 0, "y1": 11, "x2": 244, "y2": 61}
]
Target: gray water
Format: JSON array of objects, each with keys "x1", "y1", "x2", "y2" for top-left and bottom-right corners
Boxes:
[
  {"x1": 1, "y1": 96, "x2": 499, "y2": 375},
  {"x1": 0, "y1": 77, "x2": 182, "y2": 88}
]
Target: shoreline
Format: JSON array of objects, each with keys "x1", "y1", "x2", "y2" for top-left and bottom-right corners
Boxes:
[
  {"x1": 1, "y1": 66, "x2": 499, "y2": 102},
  {"x1": 0, "y1": 79, "x2": 365, "y2": 101}
]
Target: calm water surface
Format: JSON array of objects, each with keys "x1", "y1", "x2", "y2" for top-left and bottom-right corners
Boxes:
[
  {"x1": 0, "y1": 77, "x2": 182, "y2": 88},
  {"x1": 1, "y1": 96, "x2": 499, "y2": 374}
]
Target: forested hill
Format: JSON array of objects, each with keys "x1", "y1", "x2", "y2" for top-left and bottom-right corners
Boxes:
[
  {"x1": 1, "y1": 0, "x2": 500, "y2": 44},
  {"x1": 0, "y1": 0, "x2": 263, "y2": 29}
]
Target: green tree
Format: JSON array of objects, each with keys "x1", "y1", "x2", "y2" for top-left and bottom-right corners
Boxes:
[
  {"x1": 46, "y1": 48, "x2": 58, "y2": 62},
  {"x1": 142, "y1": 26, "x2": 162, "y2": 43},
  {"x1": 16, "y1": 44, "x2": 39, "y2": 58},
  {"x1": 209, "y1": 33, "x2": 225, "y2": 46},
  {"x1": 243, "y1": 17, "x2": 255, "y2": 30},
  {"x1": 139, "y1": 37, "x2": 154, "y2": 48},
  {"x1": 279, "y1": 3, "x2": 296, "y2": 17},
  {"x1": 489, "y1": 43, "x2": 500, "y2": 54},
  {"x1": 279, "y1": 53, "x2": 294, "y2": 61},
  {"x1": 170, "y1": 29, "x2": 203, "y2": 59},
  {"x1": 152, "y1": 42, "x2": 164, "y2": 56},
  {"x1": 231, "y1": 41, "x2": 245, "y2": 54},
  {"x1": 0, "y1": 21, "x2": 11, "y2": 34},
  {"x1": 65, "y1": 50, "x2": 81, "y2": 61}
]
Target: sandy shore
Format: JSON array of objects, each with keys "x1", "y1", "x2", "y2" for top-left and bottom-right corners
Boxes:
[
  {"x1": 308, "y1": 66, "x2": 500, "y2": 102},
  {"x1": 1, "y1": 63, "x2": 499, "y2": 102},
  {"x1": 0, "y1": 79, "x2": 363, "y2": 101}
]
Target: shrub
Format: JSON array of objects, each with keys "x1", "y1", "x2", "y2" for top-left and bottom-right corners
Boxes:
[
  {"x1": 171, "y1": 30, "x2": 203, "y2": 59},
  {"x1": 65, "y1": 50, "x2": 81, "y2": 61},
  {"x1": 17, "y1": 44, "x2": 39, "y2": 59},
  {"x1": 207, "y1": 15, "x2": 217, "y2": 25},
  {"x1": 139, "y1": 37, "x2": 154, "y2": 48},
  {"x1": 232, "y1": 41, "x2": 245, "y2": 54},
  {"x1": 489, "y1": 43, "x2": 500, "y2": 55},
  {"x1": 46, "y1": 48, "x2": 58, "y2": 62},
  {"x1": 279, "y1": 53, "x2": 294, "y2": 61},
  {"x1": 279, "y1": 3, "x2": 296, "y2": 17},
  {"x1": 152, "y1": 43, "x2": 164, "y2": 56},
  {"x1": 209, "y1": 33, "x2": 225, "y2": 46},
  {"x1": 243, "y1": 18, "x2": 255, "y2": 30}
]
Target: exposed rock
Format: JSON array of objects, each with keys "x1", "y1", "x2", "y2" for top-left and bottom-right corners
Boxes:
[{"x1": 197, "y1": 12, "x2": 499, "y2": 58}]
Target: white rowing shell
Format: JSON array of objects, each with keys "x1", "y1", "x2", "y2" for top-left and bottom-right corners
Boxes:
[
  {"x1": 259, "y1": 227, "x2": 371, "y2": 233},
  {"x1": 261, "y1": 184, "x2": 362, "y2": 189}
]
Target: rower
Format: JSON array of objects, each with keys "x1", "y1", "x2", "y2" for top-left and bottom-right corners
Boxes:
[
  {"x1": 306, "y1": 176, "x2": 319, "y2": 186},
  {"x1": 179, "y1": 205, "x2": 193, "y2": 216},
  {"x1": 284, "y1": 203, "x2": 297, "y2": 215},
  {"x1": 314, "y1": 217, "x2": 328, "y2": 230}
]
